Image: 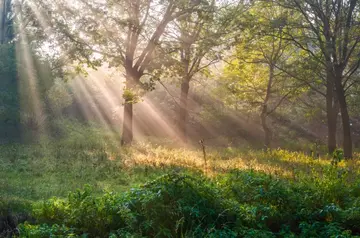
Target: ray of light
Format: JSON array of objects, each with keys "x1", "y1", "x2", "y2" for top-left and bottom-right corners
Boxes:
[
  {"x1": 148, "y1": 83, "x2": 222, "y2": 146},
  {"x1": 14, "y1": 0, "x2": 47, "y2": 139},
  {"x1": 15, "y1": 0, "x2": 249, "y2": 148},
  {"x1": 136, "y1": 98, "x2": 180, "y2": 142},
  {"x1": 86, "y1": 70, "x2": 126, "y2": 143},
  {"x1": 71, "y1": 77, "x2": 116, "y2": 132},
  {"x1": 26, "y1": 0, "x2": 51, "y2": 31},
  {"x1": 75, "y1": 67, "x2": 184, "y2": 147},
  {"x1": 68, "y1": 73, "x2": 136, "y2": 152},
  {"x1": 88, "y1": 68, "x2": 125, "y2": 120}
]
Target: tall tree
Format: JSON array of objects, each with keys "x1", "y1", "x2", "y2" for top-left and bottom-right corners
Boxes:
[
  {"x1": 0, "y1": 0, "x2": 49, "y2": 142},
  {"x1": 169, "y1": 0, "x2": 238, "y2": 143},
  {"x1": 279, "y1": 0, "x2": 360, "y2": 158},
  {"x1": 220, "y1": 2, "x2": 303, "y2": 148},
  {"x1": 0, "y1": 0, "x2": 13, "y2": 44},
  {"x1": 36, "y1": 0, "x2": 205, "y2": 144}
]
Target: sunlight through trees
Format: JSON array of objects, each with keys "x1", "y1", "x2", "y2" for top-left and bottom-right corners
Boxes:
[{"x1": 1, "y1": 1, "x2": 360, "y2": 235}]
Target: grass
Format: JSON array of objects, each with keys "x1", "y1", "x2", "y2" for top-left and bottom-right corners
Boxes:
[
  {"x1": 1, "y1": 140, "x2": 360, "y2": 207},
  {"x1": 1, "y1": 124, "x2": 360, "y2": 237}
]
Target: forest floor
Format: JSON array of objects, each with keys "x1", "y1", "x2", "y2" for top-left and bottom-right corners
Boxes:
[
  {"x1": 2, "y1": 141, "x2": 358, "y2": 205},
  {"x1": 1, "y1": 139, "x2": 360, "y2": 237}
]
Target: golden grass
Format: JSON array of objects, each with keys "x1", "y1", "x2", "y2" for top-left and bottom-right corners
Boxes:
[{"x1": 124, "y1": 143, "x2": 360, "y2": 180}]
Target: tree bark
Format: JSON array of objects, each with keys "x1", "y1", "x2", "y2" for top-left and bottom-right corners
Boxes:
[
  {"x1": 326, "y1": 106, "x2": 337, "y2": 154},
  {"x1": 121, "y1": 75, "x2": 138, "y2": 145},
  {"x1": 178, "y1": 24, "x2": 191, "y2": 144},
  {"x1": 326, "y1": 72, "x2": 337, "y2": 154},
  {"x1": 261, "y1": 65, "x2": 274, "y2": 149},
  {"x1": 261, "y1": 105, "x2": 272, "y2": 149},
  {"x1": 179, "y1": 79, "x2": 190, "y2": 143},
  {"x1": 0, "y1": 0, "x2": 7, "y2": 44},
  {"x1": 121, "y1": 100, "x2": 133, "y2": 145},
  {"x1": 334, "y1": 69, "x2": 352, "y2": 158}
]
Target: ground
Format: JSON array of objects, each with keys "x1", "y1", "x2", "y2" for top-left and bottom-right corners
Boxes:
[{"x1": 1, "y1": 136, "x2": 360, "y2": 237}]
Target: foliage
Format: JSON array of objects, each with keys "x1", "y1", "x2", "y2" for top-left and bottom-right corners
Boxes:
[
  {"x1": 2, "y1": 138, "x2": 359, "y2": 237},
  {"x1": 15, "y1": 166, "x2": 360, "y2": 237},
  {"x1": 20, "y1": 173, "x2": 236, "y2": 237},
  {"x1": 217, "y1": 1, "x2": 300, "y2": 114},
  {"x1": 0, "y1": 41, "x2": 63, "y2": 143},
  {"x1": 332, "y1": 149, "x2": 344, "y2": 166},
  {"x1": 0, "y1": 43, "x2": 20, "y2": 141},
  {"x1": 3, "y1": 0, "x2": 360, "y2": 235},
  {"x1": 46, "y1": 79, "x2": 73, "y2": 113},
  {"x1": 18, "y1": 223, "x2": 77, "y2": 238}
]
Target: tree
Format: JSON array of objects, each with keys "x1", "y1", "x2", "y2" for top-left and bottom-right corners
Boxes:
[
  {"x1": 0, "y1": 0, "x2": 54, "y2": 142},
  {"x1": 166, "y1": 0, "x2": 239, "y2": 143},
  {"x1": 220, "y1": 2, "x2": 302, "y2": 148},
  {"x1": 279, "y1": 0, "x2": 360, "y2": 158},
  {"x1": 36, "y1": 0, "x2": 206, "y2": 145},
  {"x1": 0, "y1": 0, "x2": 20, "y2": 142},
  {"x1": 0, "y1": 0, "x2": 13, "y2": 44}
]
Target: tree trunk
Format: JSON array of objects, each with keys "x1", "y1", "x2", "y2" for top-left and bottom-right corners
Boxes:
[
  {"x1": 121, "y1": 75, "x2": 137, "y2": 145},
  {"x1": 334, "y1": 71, "x2": 352, "y2": 158},
  {"x1": 0, "y1": 0, "x2": 7, "y2": 44},
  {"x1": 327, "y1": 106, "x2": 337, "y2": 154},
  {"x1": 121, "y1": 100, "x2": 133, "y2": 145},
  {"x1": 326, "y1": 73, "x2": 337, "y2": 154},
  {"x1": 261, "y1": 65, "x2": 274, "y2": 149},
  {"x1": 261, "y1": 105, "x2": 272, "y2": 149},
  {"x1": 179, "y1": 79, "x2": 190, "y2": 143}
]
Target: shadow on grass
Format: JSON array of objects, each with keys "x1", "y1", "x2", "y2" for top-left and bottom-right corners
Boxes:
[{"x1": 1, "y1": 143, "x2": 360, "y2": 236}]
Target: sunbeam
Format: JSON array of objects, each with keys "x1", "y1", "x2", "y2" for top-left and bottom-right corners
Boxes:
[
  {"x1": 137, "y1": 97, "x2": 180, "y2": 141},
  {"x1": 14, "y1": 1, "x2": 47, "y2": 140},
  {"x1": 2, "y1": 0, "x2": 360, "y2": 236},
  {"x1": 71, "y1": 76, "x2": 118, "y2": 136}
]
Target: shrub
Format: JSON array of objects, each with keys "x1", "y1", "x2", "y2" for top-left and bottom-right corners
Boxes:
[
  {"x1": 18, "y1": 223, "x2": 77, "y2": 238},
  {"x1": 31, "y1": 173, "x2": 237, "y2": 237},
  {"x1": 33, "y1": 186, "x2": 132, "y2": 237}
]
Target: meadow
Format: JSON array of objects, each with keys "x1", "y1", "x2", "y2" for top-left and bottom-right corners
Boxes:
[{"x1": 1, "y1": 123, "x2": 360, "y2": 237}]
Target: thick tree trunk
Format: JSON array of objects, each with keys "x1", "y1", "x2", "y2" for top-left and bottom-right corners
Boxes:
[
  {"x1": 178, "y1": 29, "x2": 191, "y2": 144},
  {"x1": 179, "y1": 79, "x2": 190, "y2": 143},
  {"x1": 121, "y1": 100, "x2": 133, "y2": 145},
  {"x1": 326, "y1": 73, "x2": 337, "y2": 154},
  {"x1": 327, "y1": 107, "x2": 337, "y2": 154},
  {"x1": 261, "y1": 105, "x2": 272, "y2": 149},
  {"x1": 261, "y1": 65, "x2": 274, "y2": 149},
  {"x1": 334, "y1": 71, "x2": 352, "y2": 158},
  {"x1": 0, "y1": 0, "x2": 7, "y2": 44},
  {"x1": 121, "y1": 75, "x2": 138, "y2": 145}
]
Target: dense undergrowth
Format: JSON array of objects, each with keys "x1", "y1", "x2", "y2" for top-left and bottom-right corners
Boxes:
[
  {"x1": 12, "y1": 168, "x2": 360, "y2": 237},
  {"x1": 1, "y1": 121, "x2": 360, "y2": 237}
]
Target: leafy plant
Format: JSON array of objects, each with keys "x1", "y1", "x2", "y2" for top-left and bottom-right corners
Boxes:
[{"x1": 332, "y1": 149, "x2": 344, "y2": 166}]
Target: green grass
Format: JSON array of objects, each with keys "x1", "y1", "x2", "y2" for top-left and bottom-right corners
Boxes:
[
  {"x1": 1, "y1": 142, "x2": 350, "y2": 203},
  {"x1": 1, "y1": 128, "x2": 360, "y2": 237}
]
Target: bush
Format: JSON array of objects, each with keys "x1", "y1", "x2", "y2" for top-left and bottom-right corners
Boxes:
[
  {"x1": 30, "y1": 173, "x2": 237, "y2": 237},
  {"x1": 9, "y1": 154, "x2": 360, "y2": 237},
  {"x1": 32, "y1": 186, "x2": 131, "y2": 237},
  {"x1": 18, "y1": 223, "x2": 77, "y2": 238}
]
